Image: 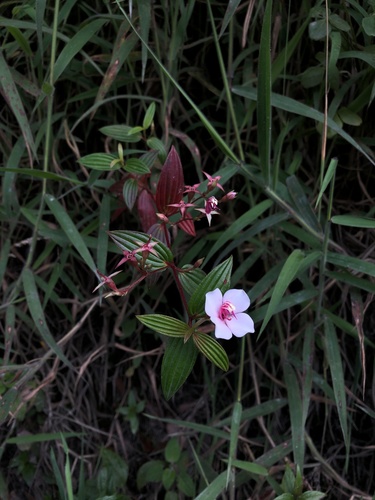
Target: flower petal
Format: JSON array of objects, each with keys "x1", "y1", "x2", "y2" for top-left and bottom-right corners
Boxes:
[
  {"x1": 228, "y1": 313, "x2": 255, "y2": 337},
  {"x1": 223, "y1": 289, "x2": 250, "y2": 312},
  {"x1": 214, "y1": 320, "x2": 233, "y2": 340},
  {"x1": 205, "y1": 288, "x2": 222, "y2": 318}
]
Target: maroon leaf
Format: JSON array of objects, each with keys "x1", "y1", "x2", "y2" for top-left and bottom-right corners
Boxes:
[
  {"x1": 177, "y1": 214, "x2": 196, "y2": 236},
  {"x1": 137, "y1": 189, "x2": 158, "y2": 232},
  {"x1": 155, "y1": 146, "x2": 184, "y2": 216}
]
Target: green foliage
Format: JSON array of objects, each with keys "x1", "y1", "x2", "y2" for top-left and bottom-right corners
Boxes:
[
  {"x1": 137, "y1": 437, "x2": 196, "y2": 497},
  {"x1": 117, "y1": 390, "x2": 145, "y2": 435},
  {"x1": 275, "y1": 465, "x2": 325, "y2": 499}
]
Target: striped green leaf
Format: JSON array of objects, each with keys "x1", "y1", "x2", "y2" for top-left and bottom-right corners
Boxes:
[
  {"x1": 79, "y1": 153, "x2": 119, "y2": 171},
  {"x1": 193, "y1": 331, "x2": 229, "y2": 371},
  {"x1": 179, "y1": 267, "x2": 206, "y2": 297},
  {"x1": 189, "y1": 256, "x2": 232, "y2": 315},
  {"x1": 109, "y1": 230, "x2": 173, "y2": 270},
  {"x1": 99, "y1": 124, "x2": 142, "y2": 143},
  {"x1": 137, "y1": 314, "x2": 189, "y2": 337},
  {"x1": 124, "y1": 158, "x2": 150, "y2": 174},
  {"x1": 161, "y1": 338, "x2": 198, "y2": 400}
]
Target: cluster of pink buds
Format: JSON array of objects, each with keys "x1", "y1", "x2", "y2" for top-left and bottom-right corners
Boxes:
[{"x1": 181, "y1": 172, "x2": 237, "y2": 227}]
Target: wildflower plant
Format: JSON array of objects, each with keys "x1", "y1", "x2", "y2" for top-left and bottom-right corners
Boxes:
[{"x1": 84, "y1": 103, "x2": 253, "y2": 398}]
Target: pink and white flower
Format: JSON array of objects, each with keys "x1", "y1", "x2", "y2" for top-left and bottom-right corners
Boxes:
[
  {"x1": 205, "y1": 288, "x2": 255, "y2": 339},
  {"x1": 196, "y1": 196, "x2": 220, "y2": 226}
]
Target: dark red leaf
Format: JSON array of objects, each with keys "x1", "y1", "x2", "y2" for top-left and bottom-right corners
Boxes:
[
  {"x1": 177, "y1": 214, "x2": 196, "y2": 236},
  {"x1": 155, "y1": 146, "x2": 184, "y2": 216},
  {"x1": 137, "y1": 189, "x2": 158, "y2": 232}
]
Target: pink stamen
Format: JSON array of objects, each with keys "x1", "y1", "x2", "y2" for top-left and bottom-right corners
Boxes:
[{"x1": 219, "y1": 301, "x2": 236, "y2": 321}]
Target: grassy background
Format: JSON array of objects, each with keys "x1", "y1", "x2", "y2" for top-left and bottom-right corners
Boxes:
[{"x1": 1, "y1": 0, "x2": 375, "y2": 498}]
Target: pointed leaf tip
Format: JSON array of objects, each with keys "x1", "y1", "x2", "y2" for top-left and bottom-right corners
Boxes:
[{"x1": 155, "y1": 146, "x2": 184, "y2": 216}]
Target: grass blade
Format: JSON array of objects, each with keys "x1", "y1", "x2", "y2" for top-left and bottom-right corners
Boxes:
[
  {"x1": 137, "y1": 0, "x2": 151, "y2": 82},
  {"x1": 324, "y1": 317, "x2": 349, "y2": 450},
  {"x1": 0, "y1": 52, "x2": 36, "y2": 163},
  {"x1": 227, "y1": 401, "x2": 242, "y2": 487},
  {"x1": 284, "y1": 363, "x2": 304, "y2": 471},
  {"x1": 22, "y1": 268, "x2": 72, "y2": 368},
  {"x1": 259, "y1": 249, "x2": 305, "y2": 335},
  {"x1": 53, "y1": 19, "x2": 107, "y2": 82},
  {"x1": 45, "y1": 193, "x2": 96, "y2": 272},
  {"x1": 257, "y1": 0, "x2": 272, "y2": 184}
]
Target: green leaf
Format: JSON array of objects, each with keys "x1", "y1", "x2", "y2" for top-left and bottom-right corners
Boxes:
[
  {"x1": 324, "y1": 317, "x2": 349, "y2": 450},
  {"x1": 79, "y1": 153, "x2": 119, "y2": 171},
  {"x1": 137, "y1": 0, "x2": 151, "y2": 82},
  {"x1": 44, "y1": 194, "x2": 96, "y2": 271},
  {"x1": 0, "y1": 389, "x2": 19, "y2": 424},
  {"x1": 326, "y1": 252, "x2": 375, "y2": 277},
  {"x1": 362, "y1": 16, "x2": 375, "y2": 36},
  {"x1": 309, "y1": 19, "x2": 329, "y2": 40},
  {"x1": 137, "y1": 460, "x2": 164, "y2": 489},
  {"x1": 259, "y1": 250, "x2": 305, "y2": 335},
  {"x1": 315, "y1": 158, "x2": 338, "y2": 209},
  {"x1": 284, "y1": 363, "x2": 304, "y2": 471},
  {"x1": 178, "y1": 267, "x2": 206, "y2": 297},
  {"x1": 137, "y1": 315, "x2": 189, "y2": 337},
  {"x1": 281, "y1": 464, "x2": 296, "y2": 493},
  {"x1": 299, "y1": 492, "x2": 326, "y2": 499},
  {"x1": 189, "y1": 256, "x2": 233, "y2": 315},
  {"x1": 337, "y1": 106, "x2": 362, "y2": 126},
  {"x1": 109, "y1": 230, "x2": 173, "y2": 271},
  {"x1": 0, "y1": 167, "x2": 85, "y2": 185},
  {"x1": 286, "y1": 175, "x2": 321, "y2": 234},
  {"x1": 193, "y1": 331, "x2": 229, "y2": 371},
  {"x1": 123, "y1": 178, "x2": 138, "y2": 211},
  {"x1": 301, "y1": 66, "x2": 325, "y2": 88},
  {"x1": 177, "y1": 471, "x2": 196, "y2": 497},
  {"x1": 329, "y1": 13, "x2": 350, "y2": 32},
  {"x1": 7, "y1": 26, "x2": 32, "y2": 56},
  {"x1": 53, "y1": 19, "x2": 107, "y2": 82},
  {"x1": 162, "y1": 468, "x2": 176, "y2": 490},
  {"x1": 230, "y1": 460, "x2": 268, "y2": 476},
  {"x1": 0, "y1": 52, "x2": 36, "y2": 162},
  {"x1": 22, "y1": 268, "x2": 72, "y2": 368},
  {"x1": 227, "y1": 401, "x2": 242, "y2": 486},
  {"x1": 219, "y1": 0, "x2": 241, "y2": 37},
  {"x1": 6, "y1": 432, "x2": 82, "y2": 445},
  {"x1": 257, "y1": 0, "x2": 272, "y2": 184},
  {"x1": 124, "y1": 158, "x2": 150, "y2": 174},
  {"x1": 161, "y1": 338, "x2": 198, "y2": 400},
  {"x1": 274, "y1": 493, "x2": 294, "y2": 500},
  {"x1": 331, "y1": 215, "x2": 375, "y2": 228},
  {"x1": 195, "y1": 471, "x2": 227, "y2": 500},
  {"x1": 99, "y1": 124, "x2": 142, "y2": 142},
  {"x1": 165, "y1": 438, "x2": 181, "y2": 464},
  {"x1": 143, "y1": 101, "x2": 156, "y2": 129},
  {"x1": 302, "y1": 325, "x2": 314, "y2": 426},
  {"x1": 146, "y1": 137, "x2": 167, "y2": 162}
]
